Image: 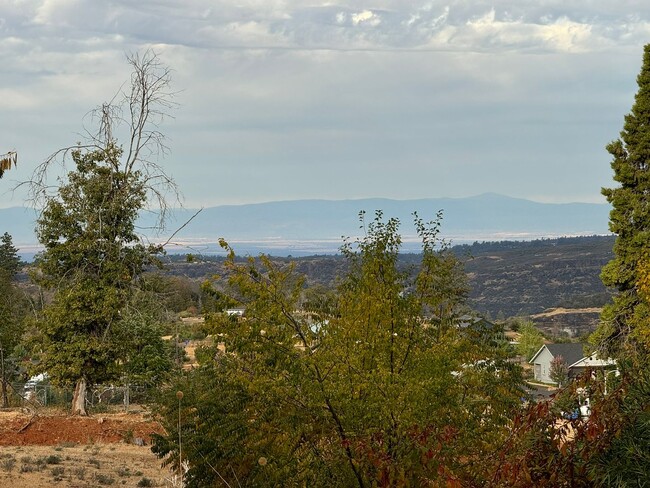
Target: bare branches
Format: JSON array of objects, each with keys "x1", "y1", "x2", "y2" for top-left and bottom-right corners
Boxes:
[
  {"x1": 22, "y1": 49, "x2": 180, "y2": 230},
  {"x1": 159, "y1": 208, "x2": 203, "y2": 248},
  {"x1": 125, "y1": 51, "x2": 177, "y2": 173}
]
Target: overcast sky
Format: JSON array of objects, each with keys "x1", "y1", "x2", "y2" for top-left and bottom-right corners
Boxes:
[{"x1": 1, "y1": 1, "x2": 649, "y2": 209}]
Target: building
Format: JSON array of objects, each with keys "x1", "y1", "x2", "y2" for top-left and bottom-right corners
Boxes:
[{"x1": 529, "y1": 343, "x2": 586, "y2": 384}]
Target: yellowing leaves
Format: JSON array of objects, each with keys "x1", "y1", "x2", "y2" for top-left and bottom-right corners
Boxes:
[{"x1": 0, "y1": 151, "x2": 17, "y2": 178}]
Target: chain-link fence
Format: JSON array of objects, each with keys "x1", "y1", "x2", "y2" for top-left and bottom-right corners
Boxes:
[{"x1": 4, "y1": 381, "x2": 155, "y2": 411}]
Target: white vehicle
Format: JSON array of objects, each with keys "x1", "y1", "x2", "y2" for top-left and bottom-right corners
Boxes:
[{"x1": 23, "y1": 373, "x2": 49, "y2": 399}]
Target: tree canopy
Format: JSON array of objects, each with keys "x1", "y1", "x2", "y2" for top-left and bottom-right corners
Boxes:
[
  {"x1": 29, "y1": 51, "x2": 177, "y2": 415},
  {"x1": 0, "y1": 232, "x2": 26, "y2": 407},
  {"x1": 596, "y1": 43, "x2": 650, "y2": 356},
  {"x1": 152, "y1": 212, "x2": 525, "y2": 487}
]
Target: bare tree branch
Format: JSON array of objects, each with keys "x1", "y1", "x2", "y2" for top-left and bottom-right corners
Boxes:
[{"x1": 20, "y1": 49, "x2": 181, "y2": 230}]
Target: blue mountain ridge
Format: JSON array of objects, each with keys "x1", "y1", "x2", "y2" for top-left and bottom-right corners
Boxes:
[{"x1": 0, "y1": 193, "x2": 611, "y2": 257}]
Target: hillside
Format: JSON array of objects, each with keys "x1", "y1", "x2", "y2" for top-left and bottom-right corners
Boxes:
[
  {"x1": 456, "y1": 235, "x2": 615, "y2": 318},
  {"x1": 161, "y1": 235, "x2": 616, "y2": 328}
]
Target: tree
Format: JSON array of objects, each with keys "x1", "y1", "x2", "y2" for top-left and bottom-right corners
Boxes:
[
  {"x1": 152, "y1": 212, "x2": 525, "y2": 487},
  {"x1": 516, "y1": 320, "x2": 545, "y2": 361},
  {"x1": 116, "y1": 287, "x2": 175, "y2": 390},
  {"x1": 29, "y1": 51, "x2": 178, "y2": 415},
  {"x1": 596, "y1": 43, "x2": 650, "y2": 356},
  {"x1": 488, "y1": 44, "x2": 650, "y2": 487},
  {"x1": 549, "y1": 355, "x2": 569, "y2": 387},
  {"x1": 0, "y1": 232, "x2": 26, "y2": 407},
  {"x1": 0, "y1": 233, "x2": 20, "y2": 275}
]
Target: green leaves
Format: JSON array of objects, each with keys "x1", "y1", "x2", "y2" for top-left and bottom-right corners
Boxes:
[
  {"x1": 154, "y1": 212, "x2": 525, "y2": 487},
  {"x1": 32, "y1": 145, "x2": 163, "y2": 388}
]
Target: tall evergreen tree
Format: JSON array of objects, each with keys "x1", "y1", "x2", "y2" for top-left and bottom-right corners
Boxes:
[
  {"x1": 0, "y1": 232, "x2": 25, "y2": 407},
  {"x1": 596, "y1": 44, "x2": 650, "y2": 356},
  {"x1": 34, "y1": 145, "x2": 161, "y2": 414},
  {"x1": 28, "y1": 51, "x2": 178, "y2": 415},
  {"x1": 0, "y1": 232, "x2": 20, "y2": 277}
]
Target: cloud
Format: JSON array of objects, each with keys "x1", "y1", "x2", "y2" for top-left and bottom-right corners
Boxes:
[
  {"x1": 351, "y1": 10, "x2": 380, "y2": 27},
  {"x1": 0, "y1": 0, "x2": 648, "y2": 209},
  {"x1": 3, "y1": 1, "x2": 650, "y2": 54}
]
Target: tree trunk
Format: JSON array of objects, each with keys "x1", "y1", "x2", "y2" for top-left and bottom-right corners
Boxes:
[
  {"x1": 72, "y1": 377, "x2": 87, "y2": 416},
  {"x1": 0, "y1": 346, "x2": 7, "y2": 408},
  {"x1": 1, "y1": 380, "x2": 7, "y2": 409}
]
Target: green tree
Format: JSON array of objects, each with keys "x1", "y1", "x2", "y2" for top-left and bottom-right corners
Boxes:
[
  {"x1": 596, "y1": 43, "x2": 650, "y2": 355},
  {"x1": 29, "y1": 52, "x2": 177, "y2": 415},
  {"x1": 0, "y1": 233, "x2": 20, "y2": 275},
  {"x1": 153, "y1": 212, "x2": 524, "y2": 487},
  {"x1": 490, "y1": 44, "x2": 650, "y2": 488},
  {"x1": 117, "y1": 288, "x2": 175, "y2": 390},
  {"x1": 0, "y1": 232, "x2": 26, "y2": 407},
  {"x1": 33, "y1": 145, "x2": 161, "y2": 414},
  {"x1": 590, "y1": 43, "x2": 650, "y2": 484},
  {"x1": 516, "y1": 320, "x2": 545, "y2": 361}
]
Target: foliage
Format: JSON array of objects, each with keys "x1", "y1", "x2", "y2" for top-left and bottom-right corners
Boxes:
[
  {"x1": 549, "y1": 355, "x2": 569, "y2": 387},
  {"x1": 0, "y1": 232, "x2": 28, "y2": 407},
  {"x1": 153, "y1": 212, "x2": 525, "y2": 487},
  {"x1": 595, "y1": 43, "x2": 650, "y2": 356},
  {"x1": 488, "y1": 360, "x2": 650, "y2": 487},
  {"x1": 116, "y1": 288, "x2": 175, "y2": 388},
  {"x1": 490, "y1": 44, "x2": 650, "y2": 488},
  {"x1": 27, "y1": 51, "x2": 177, "y2": 414},
  {"x1": 0, "y1": 151, "x2": 17, "y2": 179},
  {"x1": 141, "y1": 273, "x2": 200, "y2": 314},
  {"x1": 31, "y1": 145, "x2": 161, "y2": 392},
  {"x1": 199, "y1": 279, "x2": 238, "y2": 315},
  {"x1": 516, "y1": 321, "x2": 545, "y2": 361},
  {"x1": 588, "y1": 43, "x2": 650, "y2": 484},
  {"x1": 0, "y1": 232, "x2": 21, "y2": 276}
]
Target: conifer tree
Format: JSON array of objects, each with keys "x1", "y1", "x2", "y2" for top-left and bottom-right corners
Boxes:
[
  {"x1": 0, "y1": 232, "x2": 25, "y2": 407},
  {"x1": 597, "y1": 44, "x2": 650, "y2": 356}
]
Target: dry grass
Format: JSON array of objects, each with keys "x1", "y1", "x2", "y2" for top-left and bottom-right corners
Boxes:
[
  {"x1": 0, "y1": 409, "x2": 175, "y2": 487},
  {"x1": 0, "y1": 444, "x2": 172, "y2": 487}
]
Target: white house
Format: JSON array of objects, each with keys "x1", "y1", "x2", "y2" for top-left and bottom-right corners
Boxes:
[
  {"x1": 569, "y1": 353, "x2": 617, "y2": 376},
  {"x1": 529, "y1": 343, "x2": 586, "y2": 384},
  {"x1": 530, "y1": 344, "x2": 617, "y2": 385}
]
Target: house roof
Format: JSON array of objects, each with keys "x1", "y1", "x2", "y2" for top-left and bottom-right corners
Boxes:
[
  {"x1": 529, "y1": 343, "x2": 586, "y2": 366},
  {"x1": 570, "y1": 354, "x2": 617, "y2": 369}
]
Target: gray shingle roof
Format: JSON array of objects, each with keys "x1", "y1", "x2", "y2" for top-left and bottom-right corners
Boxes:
[{"x1": 545, "y1": 343, "x2": 586, "y2": 367}]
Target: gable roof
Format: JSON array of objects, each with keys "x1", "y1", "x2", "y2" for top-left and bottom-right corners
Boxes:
[
  {"x1": 570, "y1": 354, "x2": 617, "y2": 369},
  {"x1": 529, "y1": 343, "x2": 586, "y2": 366}
]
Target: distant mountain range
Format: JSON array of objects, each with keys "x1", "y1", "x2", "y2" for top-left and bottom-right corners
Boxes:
[{"x1": 0, "y1": 193, "x2": 612, "y2": 257}]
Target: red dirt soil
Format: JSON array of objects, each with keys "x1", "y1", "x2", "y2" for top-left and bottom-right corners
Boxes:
[{"x1": 0, "y1": 412, "x2": 164, "y2": 446}]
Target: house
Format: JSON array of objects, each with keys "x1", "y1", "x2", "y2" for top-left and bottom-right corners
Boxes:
[
  {"x1": 529, "y1": 343, "x2": 586, "y2": 384},
  {"x1": 457, "y1": 315, "x2": 507, "y2": 347},
  {"x1": 569, "y1": 353, "x2": 617, "y2": 377},
  {"x1": 225, "y1": 307, "x2": 245, "y2": 317}
]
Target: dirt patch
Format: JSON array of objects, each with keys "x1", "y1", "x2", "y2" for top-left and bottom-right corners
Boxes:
[
  {"x1": 0, "y1": 412, "x2": 164, "y2": 446},
  {"x1": 530, "y1": 307, "x2": 602, "y2": 318}
]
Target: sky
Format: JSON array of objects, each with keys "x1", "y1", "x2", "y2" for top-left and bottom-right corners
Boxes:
[{"x1": 1, "y1": 1, "x2": 650, "y2": 209}]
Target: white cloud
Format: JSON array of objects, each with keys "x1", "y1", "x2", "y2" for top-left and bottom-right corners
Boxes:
[
  {"x1": 351, "y1": 10, "x2": 380, "y2": 26},
  {"x1": 0, "y1": 0, "x2": 648, "y2": 208}
]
